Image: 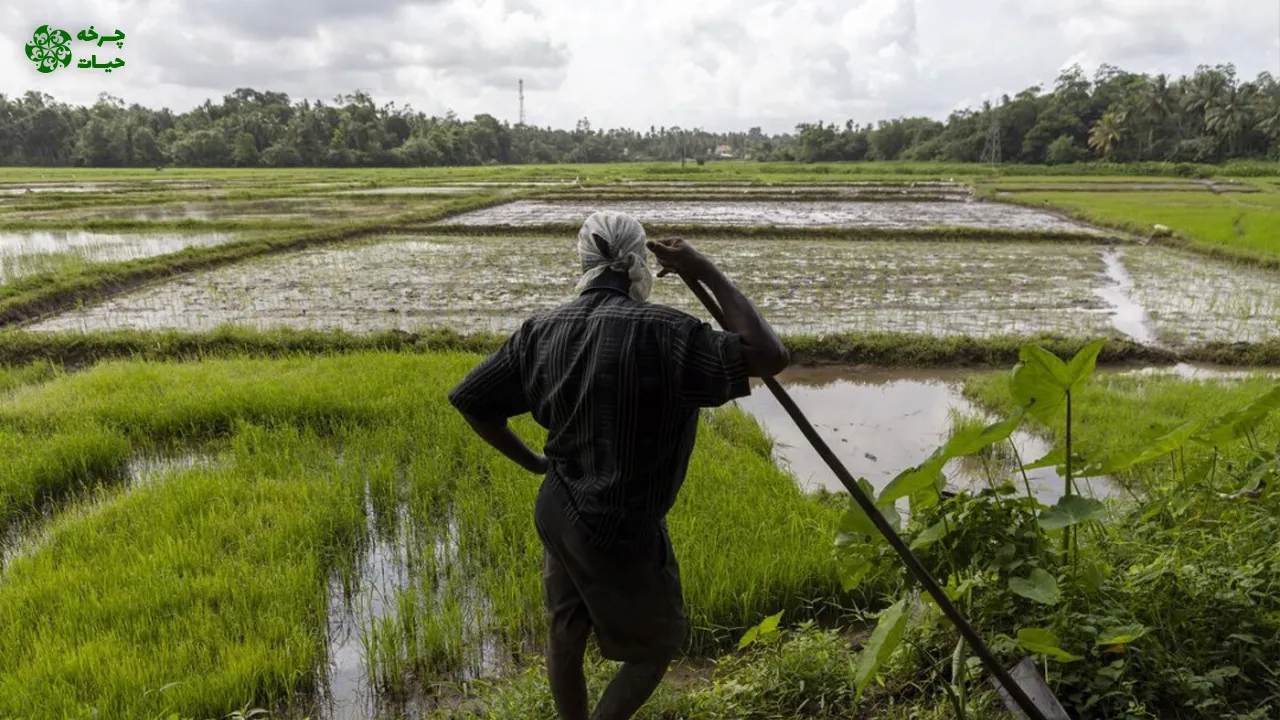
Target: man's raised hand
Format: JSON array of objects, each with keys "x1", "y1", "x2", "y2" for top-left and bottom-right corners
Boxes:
[{"x1": 646, "y1": 238, "x2": 714, "y2": 279}]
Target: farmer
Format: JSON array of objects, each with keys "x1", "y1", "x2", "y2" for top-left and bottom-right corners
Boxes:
[{"x1": 448, "y1": 211, "x2": 788, "y2": 720}]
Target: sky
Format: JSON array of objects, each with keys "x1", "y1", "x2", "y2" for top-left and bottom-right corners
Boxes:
[{"x1": 3, "y1": 0, "x2": 1279, "y2": 134}]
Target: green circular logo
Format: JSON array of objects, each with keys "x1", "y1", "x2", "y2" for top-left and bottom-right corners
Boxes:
[{"x1": 25, "y1": 25, "x2": 73, "y2": 74}]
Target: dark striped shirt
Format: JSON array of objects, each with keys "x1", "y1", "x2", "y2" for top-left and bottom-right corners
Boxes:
[{"x1": 448, "y1": 270, "x2": 750, "y2": 548}]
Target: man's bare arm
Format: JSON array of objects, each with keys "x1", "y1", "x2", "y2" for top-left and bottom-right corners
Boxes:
[
  {"x1": 460, "y1": 412, "x2": 549, "y2": 475},
  {"x1": 647, "y1": 238, "x2": 790, "y2": 377}
]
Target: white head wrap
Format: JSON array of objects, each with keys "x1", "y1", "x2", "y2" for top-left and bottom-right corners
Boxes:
[{"x1": 575, "y1": 211, "x2": 654, "y2": 302}]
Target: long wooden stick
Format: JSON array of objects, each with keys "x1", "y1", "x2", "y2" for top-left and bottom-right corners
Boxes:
[{"x1": 678, "y1": 273, "x2": 1051, "y2": 720}]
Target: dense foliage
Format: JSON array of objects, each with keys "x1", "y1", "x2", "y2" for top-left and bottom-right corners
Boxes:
[{"x1": 4, "y1": 63, "x2": 1280, "y2": 167}]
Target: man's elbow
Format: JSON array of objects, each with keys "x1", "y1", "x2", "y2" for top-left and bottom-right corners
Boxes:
[{"x1": 746, "y1": 343, "x2": 790, "y2": 378}]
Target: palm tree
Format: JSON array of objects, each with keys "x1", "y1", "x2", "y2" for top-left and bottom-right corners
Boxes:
[
  {"x1": 1137, "y1": 75, "x2": 1172, "y2": 158},
  {"x1": 1254, "y1": 91, "x2": 1280, "y2": 146},
  {"x1": 1183, "y1": 68, "x2": 1230, "y2": 116},
  {"x1": 1088, "y1": 111, "x2": 1126, "y2": 160},
  {"x1": 1205, "y1": 86, "x2": 1251, "y2": 158}
]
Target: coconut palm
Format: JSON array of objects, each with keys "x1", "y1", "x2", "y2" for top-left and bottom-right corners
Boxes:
[
  {"x1": 1088, "y1": 111, "x2": 1126, "y2": 160},
  {"x1": 1206, "y1": 86, "x2": 1252, "y2": 157},
  {"x1": 1136, "y1": 75, "x2": 1172, "y2": 158},
  {"x1": 1254, "y1": 96, "x2": 1280, "y2": 147},
  {"x1": 1183, "y1": 66, "x2": 1232, "y2": 118}
]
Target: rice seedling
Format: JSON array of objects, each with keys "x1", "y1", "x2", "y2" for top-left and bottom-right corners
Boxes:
[{"x1": 0, "y1": 352, "x2": 843, "y2": 716}]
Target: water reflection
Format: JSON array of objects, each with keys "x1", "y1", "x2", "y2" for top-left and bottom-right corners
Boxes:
[{"x1": 733, "y1": 366, "x2": 1114, "y2": 503}]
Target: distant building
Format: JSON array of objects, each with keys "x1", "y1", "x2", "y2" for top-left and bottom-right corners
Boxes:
[{"x1": 713, "y1": 144, "x2": 734, "y2": 159}]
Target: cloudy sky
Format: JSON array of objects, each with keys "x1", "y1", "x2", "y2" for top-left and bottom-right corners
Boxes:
[{"x1": 3, "y1": 0, "x2": 1278, "y2": 134}]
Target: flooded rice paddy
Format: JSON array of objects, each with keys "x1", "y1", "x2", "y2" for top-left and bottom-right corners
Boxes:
[
  {"x1": 440, "y1": 199, "x2": 1106, "y2": 233},
  {"x1": 542, "y1": 184, "x2": 974, "y2": 200},
  {"x1": 29, "y1": 235, "x2": 1274, "y2": 347},
  {"x1": 1124, "y1": 245, "x2": 1280, "y2": 346},
  {"x1": 331, "y1": 186, "x2": 507, "y2": 196},
  {"x1": 0, "y1": 182, "x2": 125, "y2": 195},
  {"x1": 2, "y1": 198, "x2": 421, "y2": 223},
  {"x1": 33, "y1": 235, "x2": 1138, "y2": 338},
  {"x1": 0, "y1": 230, "x2": 237, "y2": 283}
]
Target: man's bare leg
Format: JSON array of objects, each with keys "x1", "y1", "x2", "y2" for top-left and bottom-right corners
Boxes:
[
  {"x1": 547, "y1": 627, "x2": 590, "y2": 720},
  {"x1": 590, "y1": 653, "x2": 674, "y2": 720}
]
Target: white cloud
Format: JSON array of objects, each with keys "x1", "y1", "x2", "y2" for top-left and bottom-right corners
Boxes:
[{"x1": 0, "y1": 0, "x2": 1277, "y2": 133}]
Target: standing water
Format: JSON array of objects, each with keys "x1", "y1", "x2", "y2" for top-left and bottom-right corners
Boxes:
[
  {"x1": 1094, "y1": 247, "x2": 1162, "y2": 347},
  {"x1": 734, "y1": 367, "x2": 1115, "y2": 503},
  {"x1": 322, "y1": 488, "x2": 416, "y2": 720}
]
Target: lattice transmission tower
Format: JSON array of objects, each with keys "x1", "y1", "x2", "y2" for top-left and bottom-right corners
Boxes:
[
  {"x1": 518, "y1": 79, "x2": 526, "y2": 126},
  {"x1": 980, "y1": 104, "x2": 1001, "y2": 167}
]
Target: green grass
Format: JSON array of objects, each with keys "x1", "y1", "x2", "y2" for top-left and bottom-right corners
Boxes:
[
  {"x1": 963, "y1": 368, "x2": 1280, "y2": 489},
  {"x1": 0, "y1": 352, "x2": 844, "y2": 717},
  {"x1": 1008, "y1": 190, "x2": 1280, "y2": 264},
  {"x1": 0, "y1": 360, "x2": 59, "y2": 394},
  {"x1": 0, "y1": 424, "x2": 365, "y2": 719},
  {"x1": 0, "y1": 328, "x2": 1179, "y2": 370},
  {"x1": 4, "y1": 160, "x2": 1279, "y2": 186}
]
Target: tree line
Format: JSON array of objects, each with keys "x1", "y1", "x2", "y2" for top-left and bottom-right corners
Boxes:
[{"x1": 2, "y1": 63, "x2": 1277, "y2": 167}]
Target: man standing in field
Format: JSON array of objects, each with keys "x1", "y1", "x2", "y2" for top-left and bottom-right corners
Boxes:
[{"x1": 448, "y1": 211, "x2": 789, "y2": 720}]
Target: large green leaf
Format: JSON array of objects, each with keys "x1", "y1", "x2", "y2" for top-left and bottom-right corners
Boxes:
[
  {"x1": 1097, "y1": 624, "x2": 1148, "y2": 647},
  {"x1": 909, "y1": 520, "x2": 951, "y2": 551},
  {"x1": 841, "y1": 479, "x2": 901, "y2": 539},
  {"x1": 1063, "y1": 338, "x2": 1107, "y2": 391},
  {"x1": 1022, "y1": 447, "x2": 1066, "y2": 471},
  {"x1": 941, "y1": 409, "x2": 1026, "y2": 458},
  {"x1": 878, "y1": 459, "x2": 945, "y2": 506},
  {"x1": 1016, "y1": 627, "x2": 1084, "y2": 662},
  {"x1": 879, "y1": 411, "x2": 1025, "y2": 507},
  {"x1": 737, "y1": 611, "x2": 784, "y2": 650},
  {"x1": 1196, "y1": 385, "x2": 1280, "y2": 447},
  {"x1": 854, "y1": 598, "x2": 911, "y2": 698},
  {"x1": 1011, "y1": 346, "x2": 1071, "y2": 424},
  {"x1": 1008, "y1": 568, "x2": 1061, "y2": 605},
  {"x1": 836, "y1": 550, "x2": 876, "y2": 592},
  {"x1": 1095, "y1": 419, "x2": 1203, "y2": 475},
  {"x1": 1038, "y1": 495, "x2": 1106, "y2": 531}
]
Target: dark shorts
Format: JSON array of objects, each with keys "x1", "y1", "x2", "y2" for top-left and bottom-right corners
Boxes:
[{"x1": 533, "y1": 482, "x2": 687, "y2": 663}]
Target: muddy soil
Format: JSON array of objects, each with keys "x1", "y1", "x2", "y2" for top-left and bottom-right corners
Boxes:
[
  {"x1": 0, "y1": 231, "x2": 237, "y2": 283},
  {"x1": 1123, "y1": 245, "x2": 1280, "y2": 346},
  {"x1": 9, "y1": 199, "x2": 414, "y2": 223},
  {"x1": 440, "y1": 200, "x2": 1104, "y2": 233},
  {"x1": 0, "y1": 183, "x2": 125, "y2": 195},
  {"x1": 30, "y1": 237, "x2": 1122, "y2": 338},
  {"x1": 331, "y1": 186, "x2": 497, "y2": 196}
]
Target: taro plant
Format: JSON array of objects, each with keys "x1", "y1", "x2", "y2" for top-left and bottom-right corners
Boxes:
[{"x1": 802, "y1": 338, "x2": 1280, "y2": 717}]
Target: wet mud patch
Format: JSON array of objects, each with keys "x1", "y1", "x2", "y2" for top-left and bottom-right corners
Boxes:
[
  {"x1": 5, "y1": 198, "x2": 420, "y2": 223},
  {"x1": 440, "y1": 200, "x2": 1105, "y2": 233},
  {"x1": 30, "y1": 236, "x2": 1120, "y2": 337},
  {"x1": 0, "y1": 183, "x2": 126, "y2": 195},
  {"x1": 1123, "y1": 245, "x2": 1280, "y2": 346},
  {"x1": 318, "y1": 479, "x2": 510, "y2": 719},
  {"x1": 0, "y1": 230, "x2": 237, "y2": 284},
  {"x1": 541, "y1": 183, "x2": 974, "y2": 201},
  {"x1": 331, "y1": 186, "x2": 500, "y2": 196}
]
